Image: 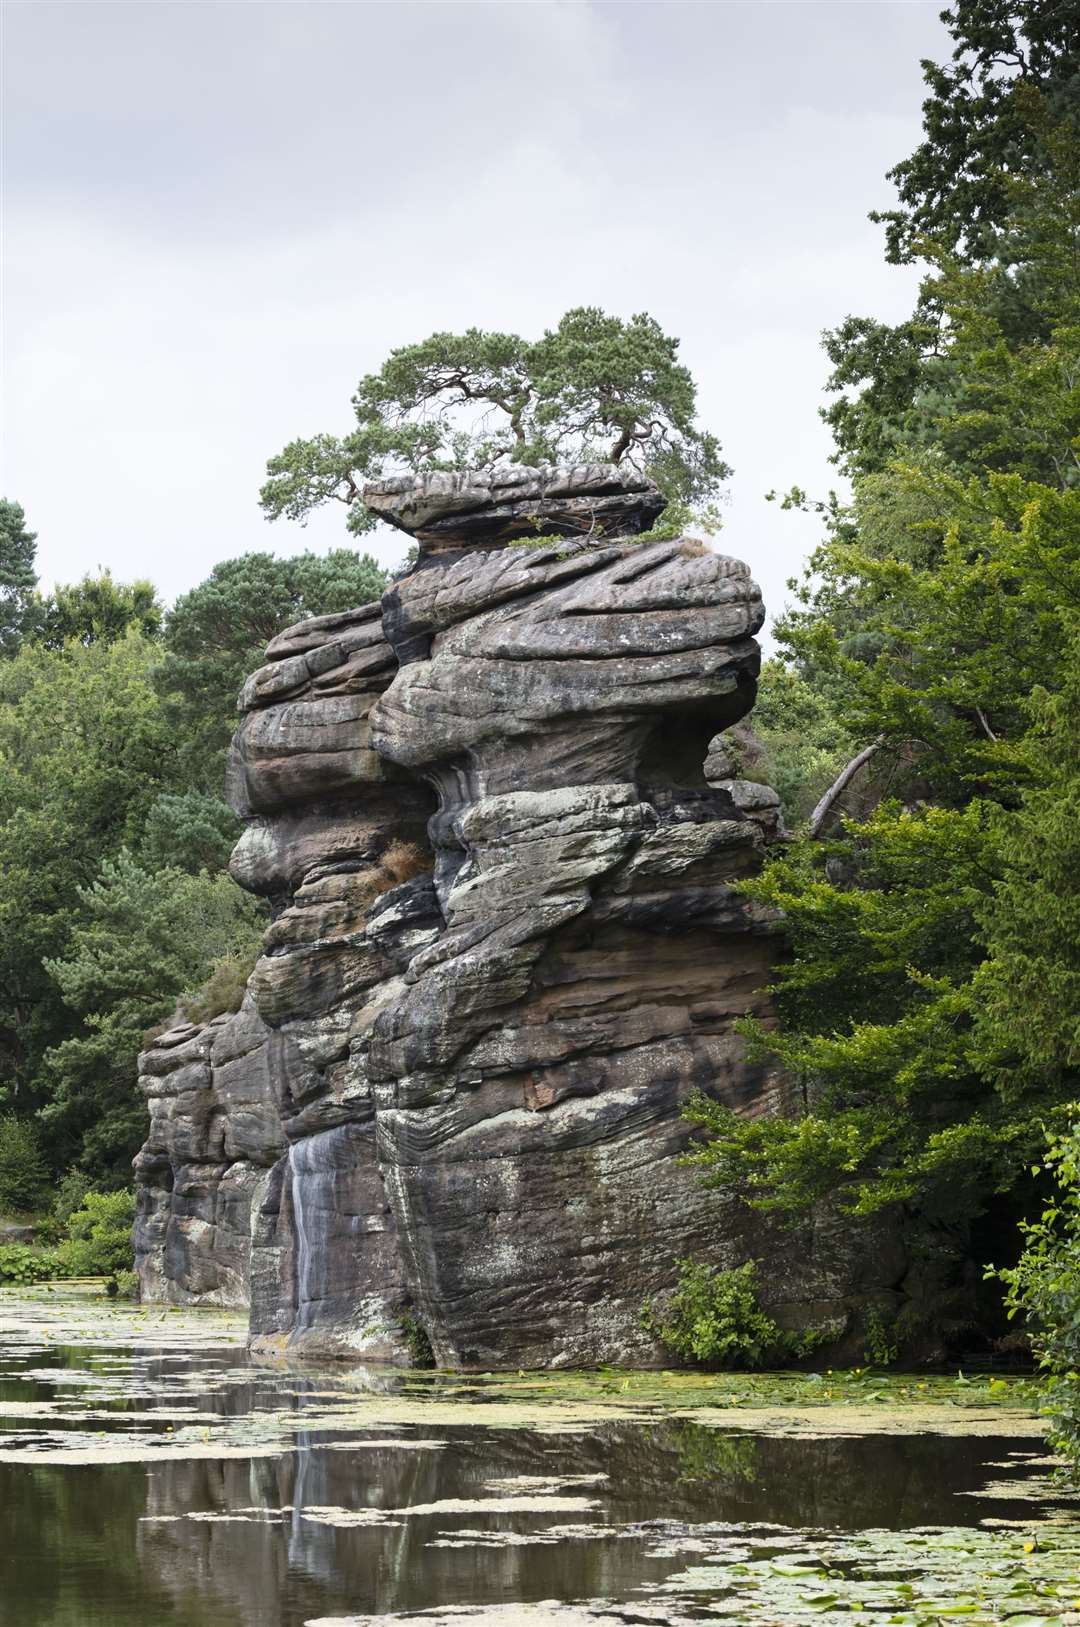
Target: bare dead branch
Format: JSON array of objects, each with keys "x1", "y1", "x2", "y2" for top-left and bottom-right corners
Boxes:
[
  {"x1": 974, "y1": 705, "x2": 998, "y2": 743},
  {"x1": 809, "y1": 741, "x2": 884, "y2": 838}
]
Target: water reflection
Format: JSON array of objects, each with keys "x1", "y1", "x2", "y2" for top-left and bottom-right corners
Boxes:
[
  {"x1": 1, "y1": 1414, "x2": 1050, "y2": 1627},
  {"x1": 0, "y1": 1295, "x2": 1060, "y2": 1627}
]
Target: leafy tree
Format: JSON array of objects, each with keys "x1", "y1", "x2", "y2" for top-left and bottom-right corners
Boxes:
[
  {"x1": 0, "y1": 500, "x2": 37, "y2": 657},
  {"x1": 692, "y1": 1, "x2": 1080, "y2": 1330},
  {"x1": 0, "y1": 547, "x2": 384, "y2": 1181},
  {"x1": 752, "y1": 660, "x2": 854, "y2": 825},
  {"x1": 706, "y1": 464, "x2": 1080, "y2": 1243},
  {"x1": 42, "y1": 852, "x2": 265, "y2": 1179},
  {"x1": 0, "y1": 1115, "x2": 48, "y2": 1214},
  {"x1": 260, "y1": 307, "x2": 729, "y2": 536},
  {"x1": 875, "y1": 0, "x2": 1080, "y2": 266},
  {"x1": 0, "y1": 632, "x2": 176, "y2": 1105},
  {"x1": 686, "y1": 801, "x2": 1005, "y2": 1223},
  {"x1": 973, "y1": 621, "x2": 1080, "y2": 1092},
  {"x1": 28, "y1": 572, "x2": 161, "y2": 649},
  {"x1": 823, "y1": 11, "x2": 1073, "y2": 481},
  {"x1": 155, "y1": 549, "x2": 387, "y2": 782}
]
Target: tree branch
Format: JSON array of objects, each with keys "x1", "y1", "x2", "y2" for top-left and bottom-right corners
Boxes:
[
  {"x1": 809, "y1": 741, "x2": 883, "y2": 838},
  {"x1": 974, "y1": 705, "x2": 998, "y2": 743}
]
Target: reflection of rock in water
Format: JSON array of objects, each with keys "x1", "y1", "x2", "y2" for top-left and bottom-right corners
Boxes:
[
  {"x1": 134, "y1": 463, "x2": 901, "y2": 1366},
  {"x1": 129, "y1": 1420, "x2": 1032, "y2": 1627}
]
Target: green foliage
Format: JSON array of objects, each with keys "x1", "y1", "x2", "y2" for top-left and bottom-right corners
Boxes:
[
  {"x1": 42, "y1": 853, "x2": 265, "y2": 1178},
  {"x1": 27, "y1": 572, "x2": 162, "y2": 649},
  {"x1": 154, "y1": 550, "x2": 386, "y2": 782},
  {"x1": 260, "y1": 307, "x2": 729, "y2": 535},
  {"x1": 862, "y1": 1306, "x2": 900, "y2": 1368},
  {"x1": 0, "y1": 1180, "x2": 138, "y2": 1285},
  {"x1": 110, "y1": 1267, "x2": 138, "y2": 1299},
  {"x1": 398, "y1": 1311, "x2": 435, "y2": 1368},
  {"x1": 972, "y1": 626, "x2": 1080, "y2": 1086},
  {"x1": 752, "y1": 660, "x2": 854, "y2": 825},
  {"x1": 55, "y1": 1189, "x2": 135, "y2": 1278},
  {"x1": 996, "y1": 1117, "x2": 1080, "y2": 1479},
  {"x1": 51, "y1": 1169, "x2": 92, "y2": 1228},
  {"x1": 686, "y1": 800, "x2": 1011, "y2": 1224},
  {"x1": 0, "y1": 1114, "x2": 48, "y2": 1214},
  {"x1": 0, "y1": 631, "x2": 175, "y2": 1107},
  {"x1": 182, "y1": 944, "x2": 260, "y2": 1024},
  {"x1": 873, "y1": 2, "x2": 1080, "y2": 267},
  {"x1": 0, "y1": 540, "x2": 388, "y2": 1184},
  {"x1": 824, "y1": 73, "x2": 1080, "y2": 482},
  {"x1": 0, "y1": 499, "x2": 37, "y2": 657},
  {"x1": 138, "y1": 791, "x2": 240, "y2": 875},
  {"x1": 0, "y1": 1243, "x2": 55, "y2": 1284},
  {"x1": 642, "y1": 1260, "x2": 818, "y2": 1369},
  {"x1": 692, "y1": 11, "x2": 1080, "y2": 1317}
]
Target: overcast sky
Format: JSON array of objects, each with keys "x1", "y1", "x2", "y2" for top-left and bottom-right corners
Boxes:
[{"x1": 3, "y1": 0, "x2": 949, "y2": 639}]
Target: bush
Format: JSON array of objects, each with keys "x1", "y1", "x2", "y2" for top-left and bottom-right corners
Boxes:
[
  {"x1": 55, "y1": 1189, "x2": 135, "y2": 1278},
  {"x1": 0, "y1": 1114, "x2": 48, "y2": 1214},
  {"x1": 32, "y1": 1169, "x2": 94, "y2": 1245},
  {"x1": 862, "y1": 1305, "x2": 900, "y2": 1367},
  {"x1": 398, "y1": 1310, "x2": 435, "y2": 1367},
  {"x1": 643, "y1": 1259, "x2": 820, "y2": 1369}
]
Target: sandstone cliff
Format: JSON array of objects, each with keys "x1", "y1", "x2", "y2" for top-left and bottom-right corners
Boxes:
[{"x1": 134, "y1": 467, "x2": 881, "y2": 1366}]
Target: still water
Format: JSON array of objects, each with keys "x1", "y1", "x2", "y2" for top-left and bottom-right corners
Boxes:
[{"x1": 0, "y1": 1290, "x2": 1075, "y2": 1627}]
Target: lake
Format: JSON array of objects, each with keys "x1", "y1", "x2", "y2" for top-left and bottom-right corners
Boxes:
[{"x1": 1, "y1": 1287, "x2": 1077, "y2": 1626}]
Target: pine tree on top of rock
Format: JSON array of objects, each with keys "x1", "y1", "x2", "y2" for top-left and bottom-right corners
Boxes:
[{"x1": 259, "y1": 308, "x2": 730, "y2": 539}]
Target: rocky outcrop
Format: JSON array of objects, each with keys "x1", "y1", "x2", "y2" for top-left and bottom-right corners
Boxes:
[
  {"x1": 135, "y1": 465, "x2": 882, "y2": 1365},
  {"x1": 365, "y1": 462, "x2": 666, "y2": 549}
]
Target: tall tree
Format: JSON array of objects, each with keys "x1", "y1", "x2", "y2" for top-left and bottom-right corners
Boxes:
[
  {"x1": 876, "y1": 0, "x2": 1080, "y2": 266},
  {"x1": 0, "y1": 632, "x2": 174, "y2": 1110},
  {"x1": 154, "y1": 549, "x2": 387, "y2": 785},
  {"x1": 690, "y1": 0, "x2": 1080, "y2": 1341},
  {"x1": 0, "y1": 501, "x2": 38, "y2": 657},
  {"x1": 824, "y1": 0, "x2": 1080, "y2": 482},
  {"x1": 42, "y1": 853, "x2": 264, "y2": 1180},
  {"x1": 260, "y1": 308, "x2": 729, "y2": 536},
  {"x1": 28, "y1": 573, "x2": 162, "y2": 649},
  {"x1": 974, "y1": 618, "x2": 1080, "y2": 1090}
]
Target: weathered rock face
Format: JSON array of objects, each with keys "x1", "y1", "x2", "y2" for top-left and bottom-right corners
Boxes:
[
  {"x1": 365, "y1": 462, "x2": 666, "y2": 549},
  {"x1": 135, "y1": 465, "x2": 883, "y2": 1364}
]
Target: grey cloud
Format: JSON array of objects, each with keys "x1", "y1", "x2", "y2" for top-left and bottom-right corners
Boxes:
[{"x1": 3, "y1": 1, "x2": 948, "y2": 640}]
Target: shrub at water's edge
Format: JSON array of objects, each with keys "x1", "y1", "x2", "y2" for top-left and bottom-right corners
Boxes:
[
  {"x1": 0, "y1": 1188, "x2": 137, "y2": 1291},
  {"x1": 55, "y1": 1190, "x2": 136, "y2": 1278},
  {"x1": 996, "y1": 1118, "x2": 1080, "y2": 1480},
  {"x1": 643, "y1": 1260, "x2": 825, "y2": 1369}
]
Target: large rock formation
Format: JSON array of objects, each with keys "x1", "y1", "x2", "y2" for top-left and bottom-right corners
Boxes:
[{"x1": 135, "y1": 466, "x2": 878, "y2": 1365}]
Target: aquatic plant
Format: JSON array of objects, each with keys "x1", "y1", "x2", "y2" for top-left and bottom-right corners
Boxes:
[{"x1": 0, "y1": 1243, "x2": 57, "y2": 1285}]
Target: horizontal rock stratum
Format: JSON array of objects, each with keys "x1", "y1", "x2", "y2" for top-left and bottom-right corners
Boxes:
[{"x1": 134, "y1": 465, "x2": 886, "y2": 1366}]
